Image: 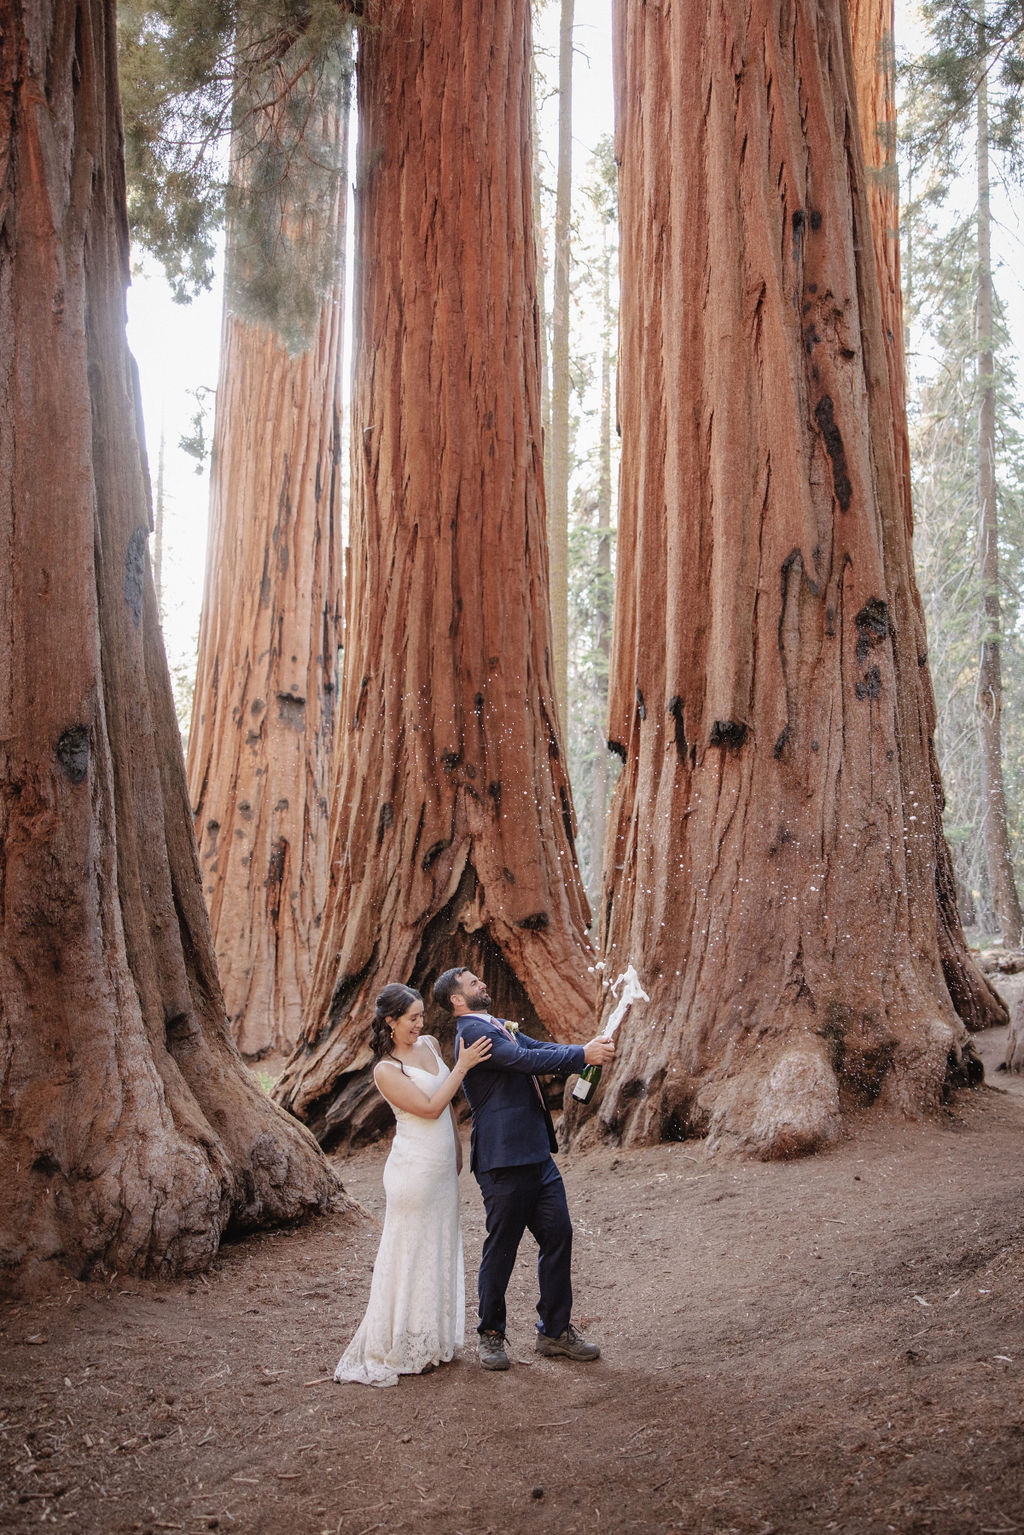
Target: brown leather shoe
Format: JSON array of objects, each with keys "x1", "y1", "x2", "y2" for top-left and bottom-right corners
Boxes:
[
  {"x1": 478, "y1": 1330, "x2": 511, "y2": 1370},
  {"x1": 534, "y1": 1324, "x2": 600, "y2": 1361}
]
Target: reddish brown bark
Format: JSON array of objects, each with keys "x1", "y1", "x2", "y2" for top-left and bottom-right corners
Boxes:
[
  {"x1": 0, "y1": 0, "x2": 338, "y2": 1291},
  {"x1": 848, "y1": 0, "x2": 1007, "y2": 1026},
  {"x1": 548, "y1": 0, "x2": 574, "y2": 712},
  {"x1": 848, "y1": 0, "x2": 900, "y2": 333},
  {"x1": 186, "y1": 99, "x2": 347, "y2": 1061},
  {"x1": 274, "y1": 0, "x2": 594, "y2": 1148},
  {"x1": 581, "y1": 0, "x2": 993, "y2": 1159}
]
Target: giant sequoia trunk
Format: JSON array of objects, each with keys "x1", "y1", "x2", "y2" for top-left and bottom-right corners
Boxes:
[
  {"x1": 0, "y1": 0, "x2": 338, "y2": 1291},
  {"x1": 275, "y1": 0, "x2": 594, "y2": 1147},
  {"x1": 848, "y1": 0, "x2": 1008, "y2": 1024},
  {"x1": 581, "y1": 0, "x2": 999, "y2": 1160},
  {"x1": 186, "y1": 101, "x2": 347, "y2": 1061}
]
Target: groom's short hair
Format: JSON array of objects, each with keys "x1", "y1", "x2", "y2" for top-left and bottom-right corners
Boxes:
[{"x1": 433, "y1": 967, "x2": 469, "y2": 1012}]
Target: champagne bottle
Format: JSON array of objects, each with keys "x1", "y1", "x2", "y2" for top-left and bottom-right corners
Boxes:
[{"x1": 571, "y1": 1062, "x2": 601, "y2": 1103}]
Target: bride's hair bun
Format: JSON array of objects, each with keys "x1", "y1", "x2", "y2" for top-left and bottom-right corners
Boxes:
[{"x1": 371, "y1": 983, "x2": 422, "y2": 1060}]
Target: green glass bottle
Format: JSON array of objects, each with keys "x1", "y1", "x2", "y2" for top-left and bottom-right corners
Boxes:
[{"x1": 571, "y1": 1062, "x2": 601, "y2": 1103}]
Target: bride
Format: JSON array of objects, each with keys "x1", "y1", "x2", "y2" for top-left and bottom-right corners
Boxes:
[{"x1": 334, "y1": 983, "x2": 491, "y2": 1387}]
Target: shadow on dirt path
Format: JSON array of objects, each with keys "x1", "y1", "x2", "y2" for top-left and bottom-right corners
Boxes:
[{"x1": 3, "y1": 1086, "x2": 1023, "y2": 1535}]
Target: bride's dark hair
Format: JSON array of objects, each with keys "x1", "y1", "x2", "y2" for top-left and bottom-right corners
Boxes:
[{"x1": 370, "y1": 983, "x2": 422, "y2": 1062}]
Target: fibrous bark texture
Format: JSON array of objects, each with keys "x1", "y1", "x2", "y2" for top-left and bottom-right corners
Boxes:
[
  {"x1": 275, "y1": 0, "x2": 594, "y2": 1148},
  {"x1": 548, "y1": 0, "x2": 574, "y2": 712},
  {"x1": 848, "y1": 0, "x2": 1008, "y2": 1026},
  {"x1": 584, "y1": 0, "x2": 998, "y2": 1160},
  {"x1": 0, "y1": 0, "x2": 338, "y2": 1292},
  {"x1": 848, "y1": 0, "x2": 899, "y2": 333},
  {"x1": 186, "y1": 105, "x2": 347, "y2": 1060}
]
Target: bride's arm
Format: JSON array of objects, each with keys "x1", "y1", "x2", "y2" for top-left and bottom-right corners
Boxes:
[
  {"x1": 450, "y1": 1105, "x2": 464, "y2": 1174},
  {"x1": 373, "y1": 1035, "x2": 491, "y2": 1120}
]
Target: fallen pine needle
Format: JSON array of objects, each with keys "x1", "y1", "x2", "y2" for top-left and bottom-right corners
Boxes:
[{"x1": 303, "y1": 1378, "x2": 334, "y2": 1386}]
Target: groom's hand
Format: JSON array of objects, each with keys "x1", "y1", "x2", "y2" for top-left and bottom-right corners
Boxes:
[{"x1": 583, "y1": 1036, "x2": 616, "y2": 1066}]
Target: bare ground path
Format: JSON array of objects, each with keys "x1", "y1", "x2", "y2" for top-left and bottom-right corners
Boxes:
[{"x1": 2, "y1": 1084, "x2": 1023, "y2": 1535}]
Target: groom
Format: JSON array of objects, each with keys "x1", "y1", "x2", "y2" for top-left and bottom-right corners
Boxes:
[{"x1": 432, "y1": 967, "x2": 615, "y2": 1371}]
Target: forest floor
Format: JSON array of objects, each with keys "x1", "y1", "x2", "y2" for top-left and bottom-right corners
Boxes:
[{"x1": 3, "y1": 1027, "x2": 1024, "y2": 1535}]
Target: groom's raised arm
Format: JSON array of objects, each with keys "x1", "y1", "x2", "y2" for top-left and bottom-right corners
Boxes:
[{"x1": 459, "y1": 1016, "x2": 585, "y2": 1077}]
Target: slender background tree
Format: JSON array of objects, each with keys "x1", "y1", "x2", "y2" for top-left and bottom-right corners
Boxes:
[
  {"x1": 904, "y1": 214, "x2": 1024, "y2": 933},
  {"x1": 567, "y1": 138, "x2": 620, "y2": 916},
  {"x1": 900, "y1": 0, "x2": 1024, "y2": 949}
]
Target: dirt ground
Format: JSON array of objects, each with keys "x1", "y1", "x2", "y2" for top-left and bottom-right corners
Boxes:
[{"x1": 3, "y1": 1034, "x2": 1023, "y2": 1535}]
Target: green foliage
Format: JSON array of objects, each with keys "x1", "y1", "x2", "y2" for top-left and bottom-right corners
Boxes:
[
  {"x1": 901, "y1": 4, "x2": 1024, "y2": 931},
  {"x1": 581, "y1": 131, "x2": 617, "y2": 224},
  {"x1": 567, "y1": 510, "x2": 617, "y2": 900},
  {"x1": 178, "y1": 384, "x2": 215, "y2": 469},
  {"x1": 563, "y1": 136, "x2": 621, "y2": 915},
  {"x1": 119, "y1": 0, "x2": 355, "y2": 345},
  {"x1": 170, "y1": 643, "x2": 200, "y2": 747},
  {"x1": 910, "y1": 273, "x2": 1024, "y2": 924},
  {"x1": 911, "y1": 0, "x2": 1024, "y2": 173}
]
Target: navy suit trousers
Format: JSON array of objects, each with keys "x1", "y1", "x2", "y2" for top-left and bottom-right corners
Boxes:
[{"x1": 475, "y1": 1156, "x2": 573, "y2": 1339}]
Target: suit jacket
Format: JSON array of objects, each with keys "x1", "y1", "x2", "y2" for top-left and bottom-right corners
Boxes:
[{"x1": 455, "y1": 1013, "x2": 586, "y2": 1174}]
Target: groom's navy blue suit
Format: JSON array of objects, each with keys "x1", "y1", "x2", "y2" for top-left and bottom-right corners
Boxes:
[{"x1": 455, "y1": 1012, "x2": 585, "y2": 1340}]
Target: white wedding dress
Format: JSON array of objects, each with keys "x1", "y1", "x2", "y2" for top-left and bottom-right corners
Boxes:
[{"x1": 334, "y1": 1039, "x2": 466, "y2": 1387}]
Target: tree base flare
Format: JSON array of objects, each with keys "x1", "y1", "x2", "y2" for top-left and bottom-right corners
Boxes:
[
  {"x1": 563, "y1": 1003, "x2": 986, "y2": 1163},
  {"x1": 704, "y1": 1046, "x2": 841, "y2": 1160},
  {"x1": 1003, "y1": 995, "x2": 1024, "y2": 1073}
]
